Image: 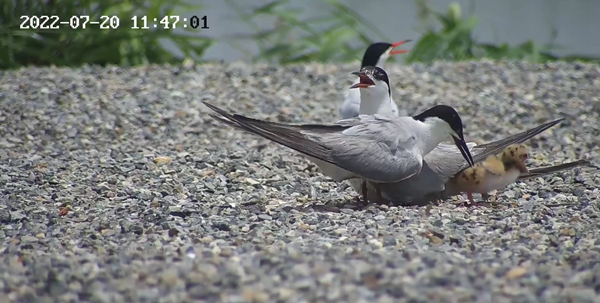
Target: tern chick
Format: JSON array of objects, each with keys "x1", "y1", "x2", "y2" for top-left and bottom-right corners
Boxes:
[
  {"x1": 449, "y1": 144, "x2": 530, "y2": 205},
  {"x1": 446, "y1": 145, "x2": 594, "y2": 206}
]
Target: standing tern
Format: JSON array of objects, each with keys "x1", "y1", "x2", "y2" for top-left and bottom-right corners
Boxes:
[
  {"x1": 203, "y1": 100, "x2": 474, "y2": 204},
  {"x1": 349, "y1": 66, "x2": 397, "y2": 116},
  {"x1": 343, "y1": 65, "x2": 416, "y2": 195},
  {"x1": 340, "y1": 40, "x2": 411, "y2": 119}
]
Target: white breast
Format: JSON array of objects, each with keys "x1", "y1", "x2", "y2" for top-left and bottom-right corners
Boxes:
[{"x1": 477, "y1": 167, "x2": 521, "y2": 193}]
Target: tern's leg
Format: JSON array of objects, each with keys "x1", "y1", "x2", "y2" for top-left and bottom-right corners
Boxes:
[
  {"x1": 361, "y1": 181, "x2": 368, "y2": 204},
  {"x1": 467, "y1": 192, "x2": 475, "y2": 204},
  {"x1": 375, "y1": 185, "x2": 384, "y2": 202}
]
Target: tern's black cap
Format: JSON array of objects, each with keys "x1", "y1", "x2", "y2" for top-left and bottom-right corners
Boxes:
[
  {"x1": 361, "y1": 42, "x2": 394, "y2": 68},
  {"x1": 413, "y1": 105, "x2": 464, "y2": 138},
  {"x1": 358, "y1": 66, "x2": 391, "y2": 96}
]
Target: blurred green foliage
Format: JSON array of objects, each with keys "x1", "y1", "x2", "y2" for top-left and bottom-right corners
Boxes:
[
  {"x1": 406, "y1": 0, "x2": 600, "y2": 64},
  {"x1": 224, "y1": 0, "x2": 387, "y2": 64},
  {"x1": 0, "y1": 0, "x2": 212, "y2": 69},
  {"x1": 0, "y1": 0, "x2": 598, "y2": 70}
]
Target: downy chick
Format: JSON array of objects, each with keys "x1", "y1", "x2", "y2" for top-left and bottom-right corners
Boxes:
[{"x1": 449, "y1": 144, "x2": 529, "y2": 205}]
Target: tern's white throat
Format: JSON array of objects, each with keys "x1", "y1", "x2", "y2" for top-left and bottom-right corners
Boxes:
[
  {"x1": 358, "y1": 85, "x2": 393, "y2": 116},
  {"x1": 416, "y1": 117, "x2": 456, "y2": 156},
  {"x1": 375, "y1": 49, "x2": 392, "y2": 68}
]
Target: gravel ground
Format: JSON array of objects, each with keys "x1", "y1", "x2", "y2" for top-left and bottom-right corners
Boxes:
[{"x1": 1, "y1": 60, "x2": 600, "y2": 303}]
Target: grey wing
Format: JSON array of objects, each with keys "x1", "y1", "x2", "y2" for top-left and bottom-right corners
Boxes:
[
  {"x1": 455, "y1": 118, "x2": 565, "y2": 171},
  {"x1": 424, "y1": 142, "x2": 480, "y2": 182},
  {"x1": 205, "y1": 101, "x2": 421, "y2": 183},
  {"x1": 203, "y1": 101, "x2": 345, "y2": 165},
  {"x1": 476, "y1": 118, "x2": 564, "y2": 151},
  {"x1": 328, "y1": 137, "x2": 423, "y2": 183},
  {"x1": 339, "y1": 89, "x2": 361, "y2": 119},
  {"x1": 518, "y1": 159, "x2": 592, "y2": 180},
  {"x1": 429, "y1": 117, "x2": 566, "y2": 178},
  {"x1": 326, "y1": 116, "x2": 424, "y2": 183}
]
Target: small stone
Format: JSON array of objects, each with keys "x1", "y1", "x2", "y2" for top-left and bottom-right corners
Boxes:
[
  {"x1": 10, "y1": 211, "x2": 25, "y2": 222},
  {"x1": 242, "y1": 288, "x2": 270, "y2": 303},
  {"x1": 257, "y1": 214, "x2": 272, "y2": 221},
  {"x1": 560, "y1": 227, "x2": 576, "y2": 236},
  {"x1": 505, "y1": 267, "x2": 527, "y2": 280},
  {"x1": 369, "y1": 239, "x2": 383, "y2": 249},
  {"x1": 0, "y1": 209, "x2": 11, "y2": 223},
  {"x1": 168, "y1": 228, "x2": 179, "y2": 237},
  {"x1": 200, "y1": 169, "x2": 215, "y2": 177},
  {"x1": 20, "y1": 236, "x2": 38, "y2": 244},
  {"x1": 154, "y1": 156, "x2": 172, "y2": 165},
  {"x1": 244, "y1": 178, "x2": 260, "y2": 185}
]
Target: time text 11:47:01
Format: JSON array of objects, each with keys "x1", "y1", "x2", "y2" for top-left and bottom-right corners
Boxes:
[{"x1": 131, "y1": 16, "x2": 209, "y2": 30}]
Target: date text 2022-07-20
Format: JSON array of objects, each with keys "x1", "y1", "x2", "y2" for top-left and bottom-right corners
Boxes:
[{"x1": 19, "y1": 15, "x2": 209, "y2": 30}]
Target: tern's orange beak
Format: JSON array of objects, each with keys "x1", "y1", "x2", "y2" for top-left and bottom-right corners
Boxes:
[{"x1": 389, "y1": 40, "x2": 412, "y2": 55}]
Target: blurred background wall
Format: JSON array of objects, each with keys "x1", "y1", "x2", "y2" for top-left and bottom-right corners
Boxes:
[
  {"x1": 2, "y1": 0, "x2": 599, "y2": 69},
  {"x1": 190, "y1": 0, "x2": 600, "y2": 62}
]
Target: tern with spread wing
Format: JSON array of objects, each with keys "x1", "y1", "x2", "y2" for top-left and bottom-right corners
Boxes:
[
  {"x1": 341, "y1": 65, "x2": 575, "y2": 205},
  {"x1": 340, "y1": 41, "x2": 411, "y2": 119},
  {"x1": 360, "y1": 118, "x2": 566, "y2": 205},
  {"x1": 203, "y1": 100, "x2": 474, "y2": 204}
]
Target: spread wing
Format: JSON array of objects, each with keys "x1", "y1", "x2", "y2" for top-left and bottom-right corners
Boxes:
[
  {"x1": 517, "y1": 159, "x2": 592, "y2": 180},
  {"x1": 204, "y1": 102, "x2": 422, "y2": 183},
  {"x1": 327, "y1": 115, "x2": 424, "y2": 183},
  {"x1": 425, "y1": 118, "x2": 564, "y2": 182}
]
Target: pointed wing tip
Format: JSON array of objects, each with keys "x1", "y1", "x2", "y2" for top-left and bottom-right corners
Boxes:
[
  {"x1": 202, "y1": 100, "x2": 220, "y2": 112},
  {"x1": 549, "y1": 117, "x2": 566, "y2": 125}
]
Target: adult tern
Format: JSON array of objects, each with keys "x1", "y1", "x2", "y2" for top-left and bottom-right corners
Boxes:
[
  {"x1": 203, "y1": 100, "x2": 474, "y2": 204},
  {"x1": 340, "y1": 41, "x2": 411, "y2": 119},
  {"x1": 349, "y1": 66, "x2": 397, "y2": 116}
]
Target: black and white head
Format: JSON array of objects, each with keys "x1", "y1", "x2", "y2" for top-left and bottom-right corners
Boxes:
[
  {"x1": 361, "y1": 40, "x2": 412, "y2": 68},
  {"x1": 349, "y1": 66, "x2": 391, "y2": 98},
  {"x1": 413, "y1": 105, "x2": 475, "y2": 167}
]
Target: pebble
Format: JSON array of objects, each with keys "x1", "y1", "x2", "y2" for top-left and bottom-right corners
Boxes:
[{"x1": 0, "y1": 61, "x2": 599, "y2": 302}]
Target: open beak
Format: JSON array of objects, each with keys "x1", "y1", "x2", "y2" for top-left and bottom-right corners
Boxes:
[
  {"x1": 349, "y1": 72, "x2": 376, "y2": 89},
  {"x1": 389, "y1": 39, "x2": 412, "y2": 55},
  {"x1": 452, "y1": 135, "x2": 475, "y2": 167}
]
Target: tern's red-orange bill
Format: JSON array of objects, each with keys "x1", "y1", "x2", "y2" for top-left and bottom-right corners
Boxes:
[{"x1": 390, "y1": 40, "x2": 412, "y2": 55}]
